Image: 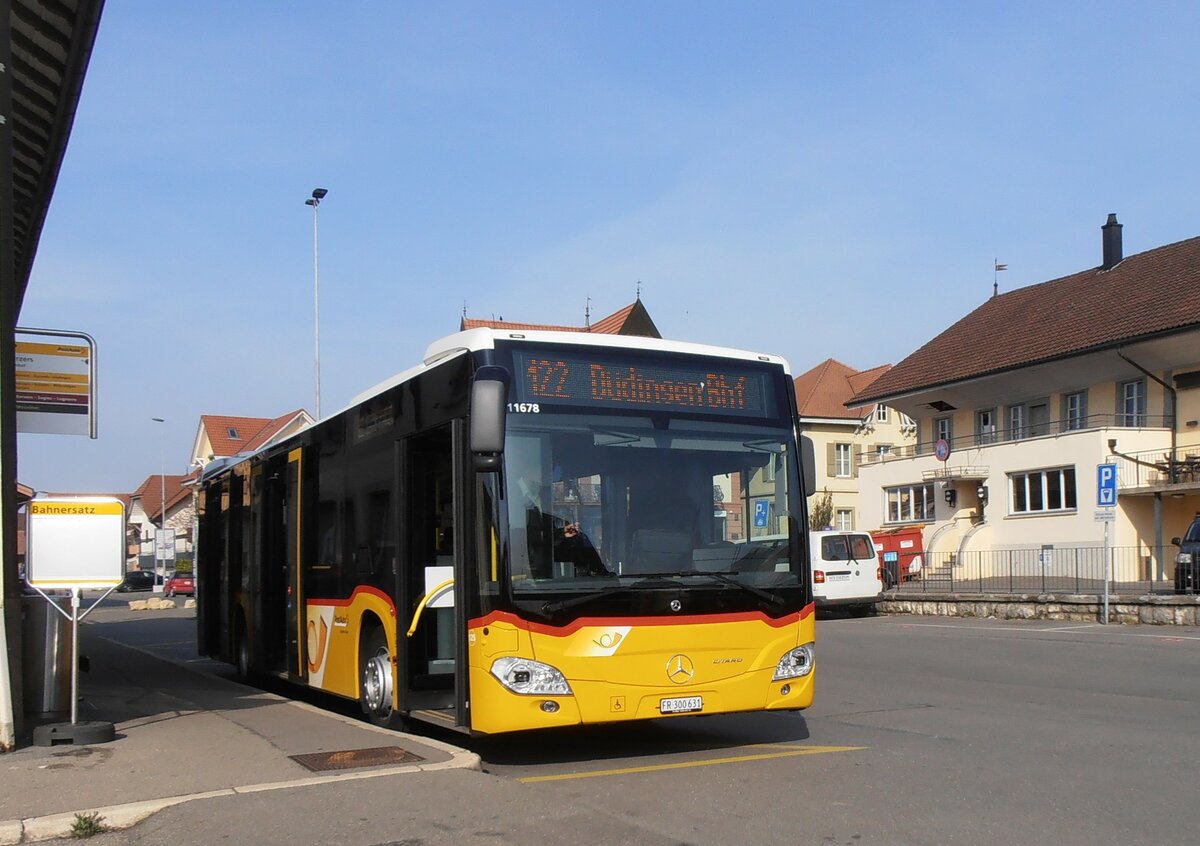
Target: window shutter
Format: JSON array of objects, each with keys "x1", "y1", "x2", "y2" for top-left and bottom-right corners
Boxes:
[
  {"x1": 851, "y1": 447, "x2": 858, "y2": 478},
  {"x1": 826, "y1": 443, "x2": 836, "y2": 477}
]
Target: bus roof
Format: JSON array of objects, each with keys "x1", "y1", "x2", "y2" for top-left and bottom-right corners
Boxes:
[
  {"x1": 206, "y1": 330, "x2": 796, "y2": 474},
  {"x1": 346, "y1": 328, "x2": 793, "y2": 411},
  {"x1": 425, "y1": 328, "x2": 792, "y2": 372}
]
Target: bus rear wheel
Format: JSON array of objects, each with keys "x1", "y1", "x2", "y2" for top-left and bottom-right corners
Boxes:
[{"x1": 360, "y1": 628, "x2": 399, "y2": 728}]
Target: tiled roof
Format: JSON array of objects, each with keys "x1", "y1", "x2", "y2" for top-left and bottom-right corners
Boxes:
[
  {"x1": 460, "y1": 300, "x2": 661, "y2": 338},
  {"x1": 243, "y1": 409, "x2": 309, "y2": 452},
  {"x1": 200, "y1": 410, "x2": 308, "y2": 459},
  {"x1": 794, "y1": 359, "x2": 887, "y2": 420},
  {"x1": 462, "y1": 318, "x2": 583, "y2": 332},
  {"x1": 131, "y1": 476, "x2": 188, "y2": 521},
  {"x1": 589, "y1": 303, "x2": 637, "y2": 334},
  {"x1": 847, "y1": 364, "x2": 891, "y2": 397},
  {"x1": 852, "y1": 233, "x2": 1200, "y2": 405}
]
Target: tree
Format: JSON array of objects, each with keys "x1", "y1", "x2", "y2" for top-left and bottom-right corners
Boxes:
[{"x1": 808, "y1": 488, "x2": 833, "y2": 531}]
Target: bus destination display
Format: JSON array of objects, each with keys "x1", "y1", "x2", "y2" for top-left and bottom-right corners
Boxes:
[{"x1": 512, "y1": 350, "x2": 776, "y2": 418}]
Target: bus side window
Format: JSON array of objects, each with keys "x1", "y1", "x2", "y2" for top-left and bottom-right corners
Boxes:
[{"x1": 365, "y1": 489, "x2": 391, "y2": 576}]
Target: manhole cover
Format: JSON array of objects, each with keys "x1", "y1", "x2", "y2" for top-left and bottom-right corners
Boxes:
[{"x1": 289, "y1": 746, "x2": 424, "y2": 772}]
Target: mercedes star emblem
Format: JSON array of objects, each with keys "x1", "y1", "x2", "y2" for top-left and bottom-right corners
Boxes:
[{"x1": 667, "y1": 654, "x2": 695, "y2": 684}]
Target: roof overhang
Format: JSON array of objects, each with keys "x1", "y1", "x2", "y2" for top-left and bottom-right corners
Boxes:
[
  {"x1": 7, "y1": 1, "x2": 106, "y2": 310},
  {"x1": 855, "y1": 326, "x2": 1200, "y2": 420},
  {"x1": 797, "y1": 416, "x2": 864, "y2": 427}
]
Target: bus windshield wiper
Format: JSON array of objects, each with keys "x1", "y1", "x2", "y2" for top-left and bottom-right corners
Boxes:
[
  {"x1": 692, "y1": 571, "x2": 787, "y2": 608},
  {"x1": 540, "y1": 577, "x2": 678, "y2": 615},
  {"x1": 626, "y1": 571, "x2": 786, "y2": 608}
]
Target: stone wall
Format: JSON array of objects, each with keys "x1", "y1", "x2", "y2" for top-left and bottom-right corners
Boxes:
[{"x1": 878, "y1": 592, "x2": 1200, "y2": 625}]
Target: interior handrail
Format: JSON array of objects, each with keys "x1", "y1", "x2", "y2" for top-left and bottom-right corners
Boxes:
[{"x1": 405, "y1": 577, "x2": 455, "y2": 638}]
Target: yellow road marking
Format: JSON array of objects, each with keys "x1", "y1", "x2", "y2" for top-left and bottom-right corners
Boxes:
[{"x1": 517, "y1": 745, "x2": 865, "y2": 783}]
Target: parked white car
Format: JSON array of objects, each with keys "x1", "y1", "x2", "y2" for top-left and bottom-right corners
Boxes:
[{"x1": 810, "y1": 531, "x2": 883, "y2": 617}]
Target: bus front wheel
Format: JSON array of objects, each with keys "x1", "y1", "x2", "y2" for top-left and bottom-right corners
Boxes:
[{"x1": 360, "y1": 628, "x2": 399, "y2": 728}]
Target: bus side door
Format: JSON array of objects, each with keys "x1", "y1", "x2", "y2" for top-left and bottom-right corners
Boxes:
[{"x1": 399, "y1": 421, "x2": 469, "y2": 727}]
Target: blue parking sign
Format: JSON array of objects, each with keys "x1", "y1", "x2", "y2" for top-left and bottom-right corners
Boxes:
[
  {"x1": 1097, "y1": 463, "x2": 1117, "y2": 507},
  {"x1": 754, "y1": 500, "x2": 770, "y2": 528}
]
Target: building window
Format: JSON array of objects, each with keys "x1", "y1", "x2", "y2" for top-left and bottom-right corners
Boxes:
[
  {"x1": 1009, "y1": 466, "x2": 1077, "y2": 514},
  {"x1": 1119, "y1": 379, "x2": 1146, "y2": 427},
  {"x1": 1008, "y1": 405, "x2": 1026, "y2": 440},
  {"x1": 834, "y1": 443, "x2": 853, "y2": 478},
  {"x1": 976, "y1": 409, "x2": 996, "y2": 445},
  {"x1": 876, "y1": 404, "x2": 890, "y2": 423},
  {"x1": 1007, "y1": 400, "x2": 1049, "y2": 440},
  {"x1": 1064, "y1": 391, "x2": 1087, "y2": 431},
  {"x1": 935, "y1": 416, "x2": 953, "y2": 444},
  {"x1": 875, "y1": 444, "x2": 892, "y2": 459},
  {"x1": 885, "y1": 483, "x2": 935, "y2": 523},
  {"x1": 227, "y1": 427, "x2": 240, "y2": 439},
  {"x1": 835, "y1": 508, "x2": 854, "y2": 531}
]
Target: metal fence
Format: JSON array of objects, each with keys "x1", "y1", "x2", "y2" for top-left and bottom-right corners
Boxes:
[{"x1": 882, "y1": 546, "x2": 1184, "y2": 596}]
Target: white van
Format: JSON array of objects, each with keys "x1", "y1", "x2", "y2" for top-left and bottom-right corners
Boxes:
[{"x1": 810, "y1": 531, "x2": 882, "y2": 616}]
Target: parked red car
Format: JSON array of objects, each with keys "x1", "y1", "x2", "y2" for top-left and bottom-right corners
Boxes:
[{"x1": 165, "y1": 574, "x2": 195, "y2": 597}]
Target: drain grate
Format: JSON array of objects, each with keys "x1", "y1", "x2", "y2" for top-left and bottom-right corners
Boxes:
[{"x1": 289, "y1": 745, "x2": 425, "y2": 772}]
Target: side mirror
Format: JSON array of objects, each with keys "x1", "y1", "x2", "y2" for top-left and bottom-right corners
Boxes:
[
  {"x1": 800, "y1": 434, "x2": 816, "y2": 498},
  {"x1": 1171, "y1": 536, "x2": 1181, "y2": 546},
  {"x1": 470, "y1": 365, "x2": 510, "y2": 472}
]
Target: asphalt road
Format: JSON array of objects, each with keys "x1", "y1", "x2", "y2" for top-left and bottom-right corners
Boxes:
[{"x1": 68, "y1": 608, "x2": 1200, "y2": 845}]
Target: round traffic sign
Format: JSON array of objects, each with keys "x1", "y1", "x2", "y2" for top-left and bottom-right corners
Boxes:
[{"x1": 934, "y1": 438, "x2": 951, "y2": 462}]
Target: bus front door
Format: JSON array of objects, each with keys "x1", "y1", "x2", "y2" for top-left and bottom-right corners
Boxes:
[{"x1": 399, "y1": 422, "x2": 468, "y2": 728}]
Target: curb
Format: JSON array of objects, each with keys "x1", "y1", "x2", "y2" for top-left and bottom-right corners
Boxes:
[
  {"x1": 1, "y1": 751, "x2": 482, "y2": 843},
  {"x1": 0, "y1": 629, "x2": 483, "y2": 843}
]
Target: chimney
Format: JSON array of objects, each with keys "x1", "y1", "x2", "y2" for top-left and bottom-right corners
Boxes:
[{"x1": 1101, "y1": 213, "x2": 1123, "y2": 270}]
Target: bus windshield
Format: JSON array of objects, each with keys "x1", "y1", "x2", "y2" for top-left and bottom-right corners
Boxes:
[{"x1": 502, "y1": 411, "x2": 803, "y2": 611}]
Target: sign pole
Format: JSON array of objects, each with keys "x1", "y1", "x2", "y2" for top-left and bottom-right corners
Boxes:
[
  {"x1": 1102, "y1": 520, "x2": 1110, "y2": 625},
  {"x1": 69, "y1": 588, "x2": 79, "y2": 725},
  {"x1": 1096, "y1": 462, "x2": 1117, "y2": 625}
]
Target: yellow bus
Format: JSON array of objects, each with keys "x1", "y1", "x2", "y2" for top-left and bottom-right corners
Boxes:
[{"x1": 196, "y1": 329, "x2": 817, "y2": 734}]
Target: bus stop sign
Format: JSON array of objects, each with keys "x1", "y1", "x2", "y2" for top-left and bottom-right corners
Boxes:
[{"x1": 27, "y1": 497, "x2": 125, "y2": 589}]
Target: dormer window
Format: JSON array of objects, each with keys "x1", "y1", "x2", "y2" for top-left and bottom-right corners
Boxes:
[{"x1": 228, "y1": 427, "x2": 240, "y2": 439}]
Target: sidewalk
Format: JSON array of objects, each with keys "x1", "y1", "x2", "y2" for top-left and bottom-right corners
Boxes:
[{"x1": 0, "y1": 609, "x2": 479, "y2": 844}]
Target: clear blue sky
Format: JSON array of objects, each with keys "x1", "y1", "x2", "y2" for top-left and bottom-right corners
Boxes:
[{"x1": 17, "y1": 1, "x2": 1200, "y2": 492}]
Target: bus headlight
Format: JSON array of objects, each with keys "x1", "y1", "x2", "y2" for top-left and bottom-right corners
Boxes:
[
  {"x1": 773, "y1": 643, "x2": 814, "y2": 680},
  {"x1": 490, "y1": 657, "x2": 573, "y2": 696}
]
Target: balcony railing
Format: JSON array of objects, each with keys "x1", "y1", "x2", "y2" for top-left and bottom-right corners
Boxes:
[
  {"x1": 857, "y1": 413, "x2": 1172, "y2": 467},
  {"x1": 1109, "y1": 447, "x2": 1200, "y2": 489}
]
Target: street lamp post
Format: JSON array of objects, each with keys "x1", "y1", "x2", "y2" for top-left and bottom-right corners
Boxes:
[
  {"x1": 151, "y1": 417, "x2": 166, "y2": 593},
  {"x1": 305, "y1": 187, "x2": 328, "y2": 420}
]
